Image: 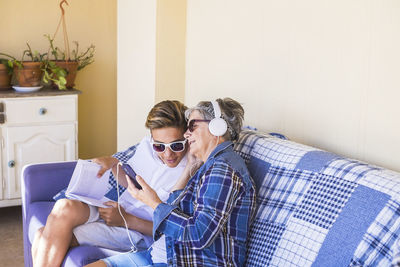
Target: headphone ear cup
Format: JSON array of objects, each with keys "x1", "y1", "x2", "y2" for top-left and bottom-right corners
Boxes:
[{"x1": 209, "y1": 118, "x2": 228, "y2": 137}]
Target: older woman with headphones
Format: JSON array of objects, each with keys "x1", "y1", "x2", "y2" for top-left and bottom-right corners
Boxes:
[{"x1": 87, "y1": 98, "x2": 257, "y2": 267}]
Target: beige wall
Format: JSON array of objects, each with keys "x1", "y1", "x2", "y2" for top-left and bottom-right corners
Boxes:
[
  {"x1": 185, "y1": 0, "x2": 400, "y2": 172},
  {"x1": 8, "y1": 0, "x2": 399, "y2": 173},
  {"x1": 118, "y1": 1, "x2": 400, "y2": 173},
  {"x1": 0, "y1": 0, "x2": 117, "y2": 159},
  {"x1": 155, "y1": 0, "x2": 186, "y2": 103},
  {"x1": 117, "y1": 0, "x2": 187, "y2": 149},
  {"x1": 117, "y1": 0, "x2": 157, "y2": 150}
]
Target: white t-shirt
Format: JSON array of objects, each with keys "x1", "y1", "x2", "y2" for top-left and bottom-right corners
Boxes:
[
  {"x1": 118, "y1": 136, "x2": 185, "y2": 263},
  {"x1": 151, "y1": 235, "x2": 167, "y2": 263},
  {"x1": 119, "y1": 136, "x2": 187, "y2": 222}
]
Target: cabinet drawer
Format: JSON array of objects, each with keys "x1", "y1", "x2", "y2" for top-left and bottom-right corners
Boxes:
[{"x1": 4, "y1": 97, "x2": 77, "y2": 124}]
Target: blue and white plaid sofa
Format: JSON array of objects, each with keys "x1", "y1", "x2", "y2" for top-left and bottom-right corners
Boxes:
[{"x1": 234, "y1": 130, "x2": 400, "y2": 266}]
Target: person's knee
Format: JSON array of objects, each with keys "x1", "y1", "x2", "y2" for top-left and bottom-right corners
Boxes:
[
  {"x1": 49, "y1": 199, "x2": 74, "y2": 220},
  {"x1": 48, "y1": 199, "x2": 88, "y2": 225},
  {"x1": 54, "y1": 198, "x2": 82, "y2": 213}
]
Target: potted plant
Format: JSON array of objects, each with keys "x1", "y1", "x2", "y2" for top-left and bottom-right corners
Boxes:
[
  {"x1": 0, "y1": 58, "x2": 12, "y2": 90},
  {"x1": 0, "y1": 43, "x2": 67, "y2": 89},
  {"x1": 46, "y1": 34, "x2": 95, "y2": 89}
]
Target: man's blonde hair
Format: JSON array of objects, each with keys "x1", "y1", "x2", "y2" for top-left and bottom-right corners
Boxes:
[{"x1": 145, "y1": 100, "x2": 188, "y2": 131}]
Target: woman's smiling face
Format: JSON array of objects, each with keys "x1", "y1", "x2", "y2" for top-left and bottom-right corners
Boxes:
[
  {"x1": 184, "y1": 110, "x2": 217, "y2": 162},
  {"x1": 151, "y1": 127, "x2": 187, "y2": 167}
]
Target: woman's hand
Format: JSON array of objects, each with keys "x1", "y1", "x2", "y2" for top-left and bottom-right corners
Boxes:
[
  {"x1": 171, "y1": 143, "x2": 203, "y2": 191},
  {"x1": 186, "y1": 141, "x2": 203, "y2": 173},
  {"x1": 126, "y1": 175, "x2": 162, "y2": 210},
  {"x1": 187, "y1": 150, "x2": 197, "y2": 165},
  {"x1": 98, "y1": 201, "x2": 126, "y2": 227},
  {"x1": 92, "y1": 156, "x2": 119, "y2": 177}
]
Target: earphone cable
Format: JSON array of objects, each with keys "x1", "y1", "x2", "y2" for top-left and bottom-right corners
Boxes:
[{"x1": 116, "y1": 162, "x2": 137, "y2": 252}]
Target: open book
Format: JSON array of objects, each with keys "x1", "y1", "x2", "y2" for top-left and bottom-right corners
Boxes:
[{"x1": 65, "y1": 159, "x2": 113, "y2": 208}]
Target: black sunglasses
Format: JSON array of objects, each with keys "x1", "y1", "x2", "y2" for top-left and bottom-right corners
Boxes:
[
  {"x1": 151, "y1": 140, "x2": 187, "y2": 153},
  {"x1": 187, "y1": 119, "x2": 211, "y2": 132}
]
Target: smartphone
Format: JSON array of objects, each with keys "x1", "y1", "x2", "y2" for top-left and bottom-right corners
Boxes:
[{"x1": 121, "y1": 164, "x2": 142, "y2": 190}]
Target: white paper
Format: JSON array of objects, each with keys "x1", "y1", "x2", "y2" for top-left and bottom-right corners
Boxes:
[{"x1": 65, "y1": 159, "x2": 111, "y2": 208}]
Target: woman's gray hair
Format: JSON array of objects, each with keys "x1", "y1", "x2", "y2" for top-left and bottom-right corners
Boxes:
[{"x1": 185, "y1": 98, "x2": 244, "y2": 141}]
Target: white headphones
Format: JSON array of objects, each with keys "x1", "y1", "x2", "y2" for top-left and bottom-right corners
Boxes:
[{"x1": 209, "y1": 100, "x2": 228, "y2": 137}]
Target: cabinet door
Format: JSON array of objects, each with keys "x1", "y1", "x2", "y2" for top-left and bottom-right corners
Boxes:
[
  {"x1": 4, "y1": 124, "x2": 76, "y2": 199},
  {"x1": 0, "y1": 129, "x2": 2, "y2": 201}
]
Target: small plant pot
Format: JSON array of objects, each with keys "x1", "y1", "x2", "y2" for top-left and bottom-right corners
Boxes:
[
  {"x1": 54, "y1": 61, "x2": 78, "y2": 89},
  {"x1": 14, "y1": 62, "x2": 43, "y2": 87},
  {"x1": 0, "y1": 64, "x2": 12, "y2": 90}
]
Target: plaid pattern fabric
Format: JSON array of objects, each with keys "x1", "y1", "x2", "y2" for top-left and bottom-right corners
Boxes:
[
  {"x1": 293, "y1": 172, "x2": 357, "y2": 229},
  {"x1": 108, "y1": 144, "x2": 138, "y2": 195},
  {"x1": 246, "y1": 220, "x2": 286, "y2": 266},
  {"x1": 153, "y1": 141, "x2": 257, "y2": 266},
  {"x1": 256, "y1": 166, "x2": 315, "y2": 224},
  {"x1": 355, "y1": 199, "x2": 400, "y2": 262},
  {"x1": 233, "y1": 130, "x2": 400, "y2": 266}
]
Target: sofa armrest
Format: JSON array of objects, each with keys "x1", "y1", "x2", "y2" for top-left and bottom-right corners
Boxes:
[
  {"x1": 21, "y1": 161, "x2": 77, "y2": 205},
  {"x1": 21, "y1": 161, "x2": 77, "y2": 267}
]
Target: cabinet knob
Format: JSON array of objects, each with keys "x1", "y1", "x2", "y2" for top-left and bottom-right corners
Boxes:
[
  {"x1": 39, "y1": 107, "x2": 47, "y2": 115},
  {"x1": 8, "y1": 160, "x2": 15, "y2": 168}
]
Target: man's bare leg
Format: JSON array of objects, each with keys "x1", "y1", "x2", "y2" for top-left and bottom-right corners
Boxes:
[
  {"x1": 85, "y1": 260, "x2": 107, "y2": 267},
  {"x1": 31, "y1": 227, "x2": 44, "y2": 263},
  {"x1": 31, "y1": 199, "x2": 90, "y2": 267}
]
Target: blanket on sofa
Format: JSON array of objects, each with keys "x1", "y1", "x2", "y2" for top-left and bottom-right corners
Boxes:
[
  {"x1": 234, "y1": 130, "x2": 400, "y2": 266},
  {"x1": 23, "y1": 130, "x2": 400, "y2": 266}
]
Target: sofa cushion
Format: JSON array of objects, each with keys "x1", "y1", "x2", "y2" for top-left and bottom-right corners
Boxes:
[
  {"x1": 234, "y1": 130, "x2": 400, "y2": 266},
  {"x1": 27, "y1": 201, "x2": 55, "y2": 244}
]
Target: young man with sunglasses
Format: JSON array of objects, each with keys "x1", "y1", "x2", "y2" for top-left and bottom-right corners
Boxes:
[
  {"x1": 87, "y1": 98, "x2": 256, "y2": 267},
  {"x1": 31, "y1": 100, "x2": 190, "y2": 267}
]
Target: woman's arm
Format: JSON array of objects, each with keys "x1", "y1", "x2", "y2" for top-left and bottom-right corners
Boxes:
[
  {"x1": 154, "y1": 162, "x2": 244, "y2": 249},
  {"x1": 125, "y1": 161, "x2": 245, "y2": 249},
  {"x1": 149, "y1": 162, "x2": 243, "y2": 251},
  {"x1": 171, "y1": 161, "x2": 203, "y2": 192},
  {"x1": 171, "y1": 151, "x2": 203, "y2": 192}
]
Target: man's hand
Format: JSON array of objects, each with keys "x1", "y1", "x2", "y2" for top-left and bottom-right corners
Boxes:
[
  {"x1": 98, "y1": 201, "x2": 126, "y2": 227},
  {"x1": 92, "y1": 156, "x2": 119, "y2": 177}
]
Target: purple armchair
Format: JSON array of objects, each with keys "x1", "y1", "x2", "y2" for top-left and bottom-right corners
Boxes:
[{"x1": 21, "y1": 162, "x2": 121, "y2": 267}]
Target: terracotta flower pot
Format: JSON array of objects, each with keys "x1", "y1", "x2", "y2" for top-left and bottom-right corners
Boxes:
[
  {"x1": 54, "y1": 61, "x2": 79, "y2": 88},
  {"x1": 0, "y1": 64, "x2": 12, "y2": 90},
  {"x1": 14, "y1": 62, "x2": 43, "y2": 87}
]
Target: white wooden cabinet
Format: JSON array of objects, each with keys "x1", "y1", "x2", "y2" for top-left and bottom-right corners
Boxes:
[{"x1": 0, "y1": 91, "x2": 79, "y2": 207}]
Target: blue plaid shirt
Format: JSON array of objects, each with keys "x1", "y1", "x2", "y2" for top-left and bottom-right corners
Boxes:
[{"x1": 153, "y1": 141, "x2": 257, "y2": 266}]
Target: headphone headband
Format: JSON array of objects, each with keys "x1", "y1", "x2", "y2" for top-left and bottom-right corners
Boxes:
[
  {"x1": 211, "y1": 100, "x2": 222, "y2": 118},
  {"x1": 209, "y1": 100, "x2": 228, "y2": 137}
]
